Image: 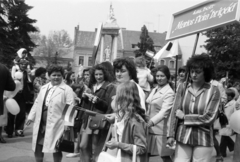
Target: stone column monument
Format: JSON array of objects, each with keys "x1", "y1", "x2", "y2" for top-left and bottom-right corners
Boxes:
[{"x1": 99, "y1": 4, "x2": 120, "y2": 62}]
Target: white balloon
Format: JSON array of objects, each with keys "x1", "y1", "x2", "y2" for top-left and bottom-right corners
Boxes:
[
  {"x1": 14, "y1": 71, "x2": 23, "y2": 80},
  {"x1": 229, "y1": 110, "x2": 240, "y2": 134},
  {"x1": 5, "y1": 98, "x2": 20, "y2": 115},
  {"x1": 4, "y1": 80, "x2": 22, "y2": 98}
]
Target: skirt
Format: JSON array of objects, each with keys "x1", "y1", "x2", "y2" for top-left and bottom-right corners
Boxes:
[
  {"x1": 147, "y1": 133, "x2": 174, "y2": 157},
  {"x1": 80, "y1": 117, "x2": 99, "y2": 135}
]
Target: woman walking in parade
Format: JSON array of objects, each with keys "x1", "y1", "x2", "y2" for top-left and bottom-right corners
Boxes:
[
  {"x1": 26, "y1": 65, "x2": 75, "y2": 162},
  {"x1": 146, "y1": 65, "x2": 175, "y2": 162},
  {"x1": 167, "y1": 54, "x2": 221, "y2": 162},
  {"x1": 79, "y1": 64, "x2": 115, "y2": 162},
  {"x1": 112, "y1": 57, "x2": 146, "y2": 110}
]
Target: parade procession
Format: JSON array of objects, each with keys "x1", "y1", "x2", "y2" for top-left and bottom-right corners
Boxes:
[{"x1": 2, "y1": 0, "x2": 240, "y2": 162}]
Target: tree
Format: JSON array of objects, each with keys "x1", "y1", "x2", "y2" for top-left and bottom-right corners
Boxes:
[
  {"x1": 0, "y1": 0, "x2": 38, "y2": 67},
  {"x1": 30, "y1": 30, "x2": 73, "y2": 65},
  {"x1": 134, "y1": 25, "x2": 156, "y2": 68},
  {"x1": 203, "y1": 23, "x2": 240, "y2": 80}
]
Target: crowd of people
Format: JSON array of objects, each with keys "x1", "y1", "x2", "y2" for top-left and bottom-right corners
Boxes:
[{"x1": 1, "y1": 48, "x2": 240, "y2": 162}]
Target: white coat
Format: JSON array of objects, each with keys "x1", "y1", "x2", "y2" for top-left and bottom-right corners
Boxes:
[
  {"x1": 28, "y1": 81, "x2": 74, "y2": 153},
  {"x1": 146, "y1": 84, "x2": 175, "y2": 135}
]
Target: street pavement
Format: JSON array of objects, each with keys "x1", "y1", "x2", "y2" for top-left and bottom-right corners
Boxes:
[{"x1": 0, "y1": 125, "x2": 235, "y2": 162}]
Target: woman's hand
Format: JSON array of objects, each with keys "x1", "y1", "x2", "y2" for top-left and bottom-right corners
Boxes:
[
  {"x1": 166, "y1": 137, "x2": 175, "y2": 147},
  {"x1": 105, "y1": 141, "x2": 119, "y2": 149},
  {"x1": 147, "y1": 120, "x2": 154, "y2": 127},
  {"x1": 25, "y1": 120, "x2": 33, "y2": 126},
  {"x1": 105, "y1": 114, "x2": 115, "y2": 124},
  {"x1": 92, "y1": 96, "x2": 98, "y2": 104},
  {"x1": 75, "y1": 97, "x2": 81, "y2": 104},
  {"x1": 176, "y1": 110, "x2": 185, "y2": 119}
]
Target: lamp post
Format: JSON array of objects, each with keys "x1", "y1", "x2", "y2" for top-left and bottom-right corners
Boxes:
[{"x1": 54, "y1": 51, "x2": 58, "y2": 65}]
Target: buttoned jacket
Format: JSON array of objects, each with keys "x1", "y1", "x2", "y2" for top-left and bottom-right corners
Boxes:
[
  {"x1": 28, "y1": 81, "x2": 74, "y2": 153},
  {"x1": 146, "y1": 84, "x2": 175, "y2": 135}
]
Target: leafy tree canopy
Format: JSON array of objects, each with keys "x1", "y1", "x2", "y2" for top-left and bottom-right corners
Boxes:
[
  {"x1": 30, "y1": 30, "x2": 73, "y2": 65},
  {"x1": 203, "y1": 23, "x2": 240, "y2": 81},
  {"x1": 0, "y1": 0, "x2": 38, "y2": 67},
  {"x1": 134, "y1": 25, "x2": 156, "y2": 68}
]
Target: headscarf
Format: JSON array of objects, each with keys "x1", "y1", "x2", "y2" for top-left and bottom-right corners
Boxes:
[{"x1": 17, "y1": 48, "x2": 27, "y2": 58}]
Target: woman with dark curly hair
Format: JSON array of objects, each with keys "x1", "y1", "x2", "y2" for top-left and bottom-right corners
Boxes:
[
  {"x1": 146, "y1": 65, "x2": 175, "y2": 162},
  {"x1": 33, "y1": 67, "x2": 47, "y2": 100},
  {"x1": 104, "y1": 81, "x2": 147, "y2": 162},
  {"x1": 100, "y1": 61, "x2": 115, "y2": 82},
  {"x1": 26, "y1": 65, "x2": 75, "y2": 162},
  {"x1": 167, "y1": 54, "x2": 221, "y2": 162},
  {"x1": 79, "y1": 64, "x2": 115, "y2": 162}
]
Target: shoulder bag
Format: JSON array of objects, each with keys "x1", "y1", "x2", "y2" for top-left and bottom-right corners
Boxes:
[{"x1": 89, "y1": 113, "x2": 107, "y2": 130}]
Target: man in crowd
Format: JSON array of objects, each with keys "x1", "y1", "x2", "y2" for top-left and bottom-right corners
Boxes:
[
  {"x1": 0, "y1": 63, "x2": 16, "y2": 142},
  {"x1": 6, "y1": 59, "x2": 33, "y2": 138}
]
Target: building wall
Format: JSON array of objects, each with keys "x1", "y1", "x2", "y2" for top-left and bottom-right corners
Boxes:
[{"x1": 34, "y1": 56, "x2": 73, "y2": 69}]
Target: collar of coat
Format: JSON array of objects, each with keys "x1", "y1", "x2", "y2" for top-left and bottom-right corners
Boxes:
[
  {"x1": 154, "y1": 83, "x2": 172, "y2": 94},
  {"x1": 187, "y1": 82, "x2": 211, "y2": 97},
  {"x1": 41, "y1": 81, "x2": 66, "y2": 90},
  {"x1": 92, "y1": 81, "x2": 110, "y2": 91}
]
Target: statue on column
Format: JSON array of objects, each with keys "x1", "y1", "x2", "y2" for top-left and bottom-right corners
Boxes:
[
  {"x1": 104, "y1": 46, "x2": 111, "y2": 61},
  {"x1": 107, "y1": 3, "x2": 116, "y2": 23}
]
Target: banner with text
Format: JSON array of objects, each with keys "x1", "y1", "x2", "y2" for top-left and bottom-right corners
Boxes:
[{"x1": 166, "y1": 0, "x2": 240, "y2": 40}]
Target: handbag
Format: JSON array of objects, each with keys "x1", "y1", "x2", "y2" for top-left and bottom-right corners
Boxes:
[
  {"x1": 219, "y1": 112, "x2": 229, "y2": 127},
  {"x1": 97, "y1": 121, "x2": 138, "y2": 162},
  {"x1": 55, "y1": 127, "x2": 74, "y2": 153},
  {"x1": 89, "y1": 114, "x2": 107, "y2": 130}
]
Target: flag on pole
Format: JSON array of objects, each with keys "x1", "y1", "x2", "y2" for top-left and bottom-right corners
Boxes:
[
  {"x1": 153, "y1": 42, "x2": 173, "y2": 60},
  {"x1": 92, "y1": 22, "x2": 103, "y2": 65},
  {"x1": 62, "y1": 104, "x2": 77, "y2": 124}
]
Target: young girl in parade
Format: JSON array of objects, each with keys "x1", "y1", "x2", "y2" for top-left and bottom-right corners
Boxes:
[
  {"x1": 105, "y1": 81, "x2": 147, "y2": 162},
  {"x1": 135, "y1": 56, "x2": 153, "y2": 98},
  {"x1": 11, "y1": 48, "x2": 30, "y2": 79}
]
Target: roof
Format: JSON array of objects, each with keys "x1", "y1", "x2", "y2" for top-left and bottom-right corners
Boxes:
[
  {"x1": 75, "y1": 31, "x2": 96, "y2": 48},
  {"x1": 74, "y1": 27, "x2": 167, "y2": 51}
]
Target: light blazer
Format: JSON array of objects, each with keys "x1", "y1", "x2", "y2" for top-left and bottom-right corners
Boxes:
[
  {"x1": 28, "y1": 81, "x2": 74, "y2": 153},
  {"x1": 146, "y1": 84, "x2": 175, "y2": 135}
]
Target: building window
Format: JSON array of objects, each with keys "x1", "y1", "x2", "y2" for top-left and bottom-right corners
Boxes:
[
  {"x1": 88, "y1": 57, "x2": 92, "y2": 66},
  {"x1": 79, "y1": 56, "x2": 84, "y2": 65},
  {"x1": 169, "y1": 60, "x2": 175, "y2": 68},
  {"x1": 160, "y1": 59, "x2": 165, "y2": 65}
]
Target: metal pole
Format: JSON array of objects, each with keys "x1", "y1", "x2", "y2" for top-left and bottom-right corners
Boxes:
[
  {"x1": 184, "y1": 33, "x2": 200, "y2": 91},
  {"x1": 175, "y1": 55, "x2": 178, "y2": 92}
]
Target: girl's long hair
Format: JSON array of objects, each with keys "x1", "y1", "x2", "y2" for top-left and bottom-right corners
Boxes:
[{"x1": 114, "y1": 81, "x2": 147, "y2": 122}]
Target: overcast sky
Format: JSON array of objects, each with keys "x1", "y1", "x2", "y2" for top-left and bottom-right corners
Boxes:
[{"x1": 25, "y1": 0, "x2": 206, "y2": 39}]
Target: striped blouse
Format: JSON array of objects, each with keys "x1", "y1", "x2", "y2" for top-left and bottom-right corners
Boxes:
[{"x1": 168, "y1": 82, "x2": 220, "y2": 147}]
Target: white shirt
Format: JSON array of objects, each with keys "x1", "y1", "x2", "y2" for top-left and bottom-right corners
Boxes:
[{"x1": 45, "y1": 84, "x2": 56, "y2": 107}]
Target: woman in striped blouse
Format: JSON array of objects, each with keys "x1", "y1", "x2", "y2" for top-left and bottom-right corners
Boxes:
[{"x1": 167, "y1": 54, "x2": 221, "y2": 162}]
